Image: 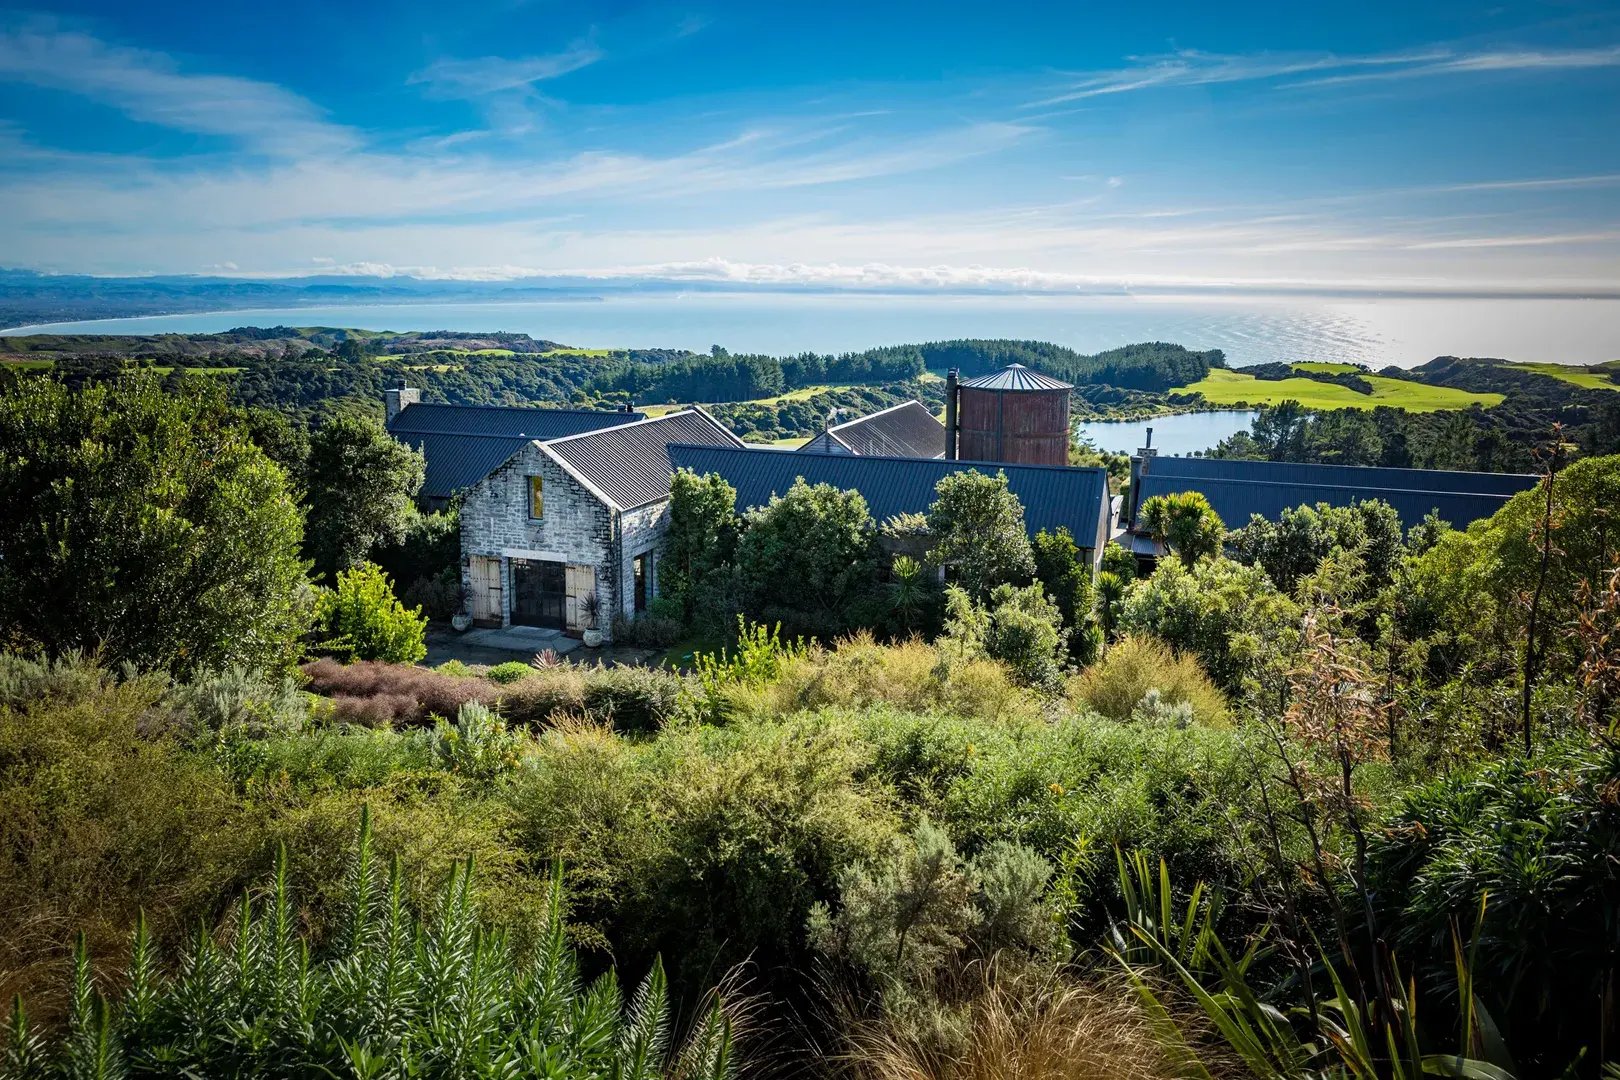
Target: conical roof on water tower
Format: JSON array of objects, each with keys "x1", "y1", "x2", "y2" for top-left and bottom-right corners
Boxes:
[
  {"x1": 957, "y1": 363, "x2": 1073, "y2": 392},
  {"x1": 949, "y1": 363, "x2": 1073, "y2": 467}
]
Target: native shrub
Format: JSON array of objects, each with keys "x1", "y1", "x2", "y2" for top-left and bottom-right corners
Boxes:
[
  {"x1": 1069, "y1": 635, "x2": 1227, "y2": 727},
  {"x1": 580, "y1": 665, "x2": 683, "y2": 732},
  {"x1": 301, "y1": 658, "x2": 493, "y2": 726},
  {"x1": 315, "y1": 562, "x2": 428, "y2": 665},
  {"x1": 484, "y1": 661, "x2": 535, "y2": 685}
]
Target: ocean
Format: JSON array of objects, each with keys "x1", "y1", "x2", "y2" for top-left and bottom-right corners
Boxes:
[{"x1": 4, "y1": 291, "x2": 1617, "y2": 369}]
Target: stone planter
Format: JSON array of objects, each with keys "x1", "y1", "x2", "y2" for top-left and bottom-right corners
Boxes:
[
  {"x1": 582, "y1": 628, "x2": 604, "y2": 648},
  {"x1": 451, "y1": 612, "x2": 473, "y2": 632}
]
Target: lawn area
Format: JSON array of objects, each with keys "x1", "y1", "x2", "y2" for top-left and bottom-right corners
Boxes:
[
  {"x1": 538, "y1": 347, "x2": 612, "y2": 358},
  {"x1": 1291, "y1": 361, "x2": 1362, "y2": 374},
  {"x1": 642, "y1": 384, "x2": 851, "y2": 414},
  {"x1": 1507, "y1": 361, "x2": 1620, "y2": 391},
  {"x1": 1173, "y1": 368, "x2": 1503, "y2": 412},
  {"x1": 0, "y1": 359, "x2": 54, "y2": 371}
]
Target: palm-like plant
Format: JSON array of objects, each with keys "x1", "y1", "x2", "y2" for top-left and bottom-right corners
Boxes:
[
  {"x1": 1109, "y1": 850, "x2": 1516, "y2": 1080},
  {"x1": 1137, "y1": 491, "x2": 1227, "y2": 568},
  {"x1": 3, "y1": 808, "x2": 738, "y2": 1080}
]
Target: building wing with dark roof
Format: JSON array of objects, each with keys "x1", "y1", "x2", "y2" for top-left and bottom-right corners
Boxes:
[
  {"x1": 544, "y1": 409, "x2": 745, "y2": 510},
  {"x1": 388, "y1": 401, "x2": 644, "y2": 502},
  {"x1": 669, "y1": 443, "x2": 1113, "y2": 562},
  {"x1": 799, "y1": 400, "x2": 945, "y2": 458},
  {"x1": 1125, "y1": 453, "x2": 1537, "y2": 534}
]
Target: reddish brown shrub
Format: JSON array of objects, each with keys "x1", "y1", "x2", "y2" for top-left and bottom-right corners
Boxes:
[{"x1": 302, "y1": 658, "x2": 497, "y2": 726}]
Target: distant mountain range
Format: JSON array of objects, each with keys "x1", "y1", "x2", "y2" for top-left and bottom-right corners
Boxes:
[{"x1": 0, "y1": 268, "x2": 641, "y2": 330}]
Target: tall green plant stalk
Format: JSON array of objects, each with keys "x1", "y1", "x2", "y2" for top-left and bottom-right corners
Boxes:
[
  {"x1": 1521, "y1": 426, "x2": 1564, "y2": 754},
  {"x1": 2, "y1": 809, "x2": 741, "y2": 1080}
]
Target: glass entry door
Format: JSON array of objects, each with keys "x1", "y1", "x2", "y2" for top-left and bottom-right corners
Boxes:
[{"x1": 510, "y1": 559, "x2": 566, "y2": 628}]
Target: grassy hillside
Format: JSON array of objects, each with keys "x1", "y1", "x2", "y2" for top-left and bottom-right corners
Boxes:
[
  {"x1": 1506, "y1": 360, "x2": 1620, "y2": 391},
  {"x1": 1175, "y1": 366, "x2": 1504, "y2": 411}
]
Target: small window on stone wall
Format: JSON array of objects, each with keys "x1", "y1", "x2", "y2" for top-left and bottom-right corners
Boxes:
[{"x1": 528, "y1": 475, "x2": 544, "y2": 519}]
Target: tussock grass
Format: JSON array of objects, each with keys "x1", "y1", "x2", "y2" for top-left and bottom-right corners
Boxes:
[
  {"x1": 738, "y1": 633, "x2": 1044, "y2": 726},
  {"x1": 838, "y1": 969, "x2": 1232, "y2": 1080},
  {"x1": 1068, "y1": 636, "x2": 1227, "y2": 727}
]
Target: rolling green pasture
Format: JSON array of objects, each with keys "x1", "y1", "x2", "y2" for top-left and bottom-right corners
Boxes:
[
  {"x1": 1506, "y1": 361, "x2": 1620, "y2": 391},
  {"x1": 1173, "y1": 367, "x2": 1502, "y2": 412},
  {"x1": 1291, "y1": 361, "x2": 1362, "y2": 374}
]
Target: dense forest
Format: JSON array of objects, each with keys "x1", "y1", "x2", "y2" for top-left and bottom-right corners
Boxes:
[
  {"x1": 0, "y1": 329, "x2": 1226, "y2": 430},
  {"x1": 1213, "y1": 371, "x2": 1620, "y2": 470},
  {"x1": 909, "y1": 339, "x2": 1225, "y2": 391}
]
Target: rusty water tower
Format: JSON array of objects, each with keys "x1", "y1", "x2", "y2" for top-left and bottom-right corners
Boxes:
[{"x1": 943, "y1": 363, "x2": 1073, "y2": 466}]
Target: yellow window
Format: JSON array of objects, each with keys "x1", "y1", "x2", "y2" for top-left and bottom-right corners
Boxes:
[{"x1": 528, "y1": 475, "x2": 544, "y2": 518}]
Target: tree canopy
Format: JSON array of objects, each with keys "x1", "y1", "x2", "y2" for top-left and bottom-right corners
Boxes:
[
  {"x1": 303, "y1": 415, "x2": 425, "y2": 581},
  {"x1": 0, "y1": 375, "x2": 309, "y2": 674},
  {"x1": 926, "y1": 470, "x2": 1035, "y2": 600}
]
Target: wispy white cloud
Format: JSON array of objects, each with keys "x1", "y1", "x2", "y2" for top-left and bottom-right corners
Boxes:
[
  {"x1": 1293, "y1": 45, "x2": 1620, "y2": 87},
  {"x1": 409, "y1": 40, "x2": 604, "y2": 99},
  {"x1": 0, "y1": 19, "x2": 355, "y2": 156},
  {"x1": 1031, "y1": 43, "x2": 1620, "y2": 105}
]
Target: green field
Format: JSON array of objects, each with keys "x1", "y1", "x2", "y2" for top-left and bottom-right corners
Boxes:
[
  {"x1": 641, "y1": 384, "x2": 853, "y2": 416},
  {"x1": 538, "y1": 346, "x2": 612, "y2": 358},
  {"x1": 1173, "y1": 368, "x2": 1503, "y2": 412},
  {"x1": 1291, "y1": 361, "x2": 1362, "y2": 374},
  {"x1": 1507, "y1": 361, "x2": 1620, "y2": 391},
  {"x1": 0, "y1": 359, "x2": 55, "y2": 371}
]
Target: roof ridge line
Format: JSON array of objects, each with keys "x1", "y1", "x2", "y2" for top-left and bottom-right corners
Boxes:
[{"x1": 669, "y1": 441, "x2": 1106, "y2": 477}]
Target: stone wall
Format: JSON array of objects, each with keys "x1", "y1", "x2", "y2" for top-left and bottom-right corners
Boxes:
[{"x1": 459, "y1": 442, "x2": 670, "y2": 636}]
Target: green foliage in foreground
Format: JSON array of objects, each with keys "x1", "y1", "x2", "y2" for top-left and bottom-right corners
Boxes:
[{"x1": 3, "y1": 811, "x2": 736, "y2": 1080}]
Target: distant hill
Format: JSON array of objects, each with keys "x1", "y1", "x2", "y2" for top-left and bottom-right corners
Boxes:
[
  {"x1": 0, "y1": 327, "x2": 1225, "y2": 425},
  {"x1": 0, "y1": 269, "x2": 627, "y2": 330}
]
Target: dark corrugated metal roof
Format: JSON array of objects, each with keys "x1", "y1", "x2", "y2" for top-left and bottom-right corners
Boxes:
[
  {"x1": 389, "y1": 401, "x2": 643, "y2": 438},
  {"x1": 802, "y1": 400, "x2": 945, "y2": 459},
  {"x1": 668, "y1": 443, "x2": 1110, "y2": 543},
  {"x1": 394, "y1": 431, "x2": 530, "y2": 501},
  {"x1": 547, "y1": 409, "x2": 743, "y2": 510},
  {"x1": 388, "y1": 402, "x2": 645, "y2": 500},
  {"x1": 1134, "y1": 472, "x2": 1517, "y2": 531},
  {"x1": 1142, "y1": 455, "x2": 1538, "y2": 497},
  {"x1": 958, "y1": 363, "x2": 1073, "y2": 392}
]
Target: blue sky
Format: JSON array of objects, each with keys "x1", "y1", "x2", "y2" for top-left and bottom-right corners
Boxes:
[{"x1": 1, "y1": 0, "x2": 1618, "y2": 294}]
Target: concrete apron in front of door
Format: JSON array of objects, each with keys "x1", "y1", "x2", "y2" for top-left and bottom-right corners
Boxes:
[{"x1": 457, "y1": 625, "x2": 582, "y2": 656}]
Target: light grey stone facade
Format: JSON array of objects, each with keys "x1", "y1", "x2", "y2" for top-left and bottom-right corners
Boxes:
[
  {"x1": 449, "y1": 408, "x2": 745, "y2": 641},
  {"x1": 459, "y1": 443, "x2": 651, "y2": 638}
]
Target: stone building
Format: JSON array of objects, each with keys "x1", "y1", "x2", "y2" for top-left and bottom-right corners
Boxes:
[{"x1": 457, "y1": 409, "x2": 743, "y2": 635}]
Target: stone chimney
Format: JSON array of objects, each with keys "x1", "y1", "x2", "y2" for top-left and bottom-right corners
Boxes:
[
  {"x1": 384, "y1": 381, "x2": 420, "y2": 426},
  {"x1": 1127, "y1": 431, "x2": 1159, "y2": 531}
]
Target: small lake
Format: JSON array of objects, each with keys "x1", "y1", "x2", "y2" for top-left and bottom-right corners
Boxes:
[{"x1": 1077, "y1": 411, "x2": 1258, "y2": 457}]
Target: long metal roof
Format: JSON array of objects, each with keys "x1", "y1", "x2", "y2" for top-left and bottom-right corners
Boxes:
[
  {"x1": 800, "y1": 400, "x2": 945, "y2": 458},
  {"x1": 958, "y1": 363, "x2": 1073, "y2": 392},
  {"x1": 545, "y1": 409, "x2": 744, "y2": 510},
  {"x1": 1134, "y1": 472, "x2": 1519, "y2": 531},
  {"x1": 667, "y1": 443, "x2": 1111, "y2": 543},
  {"x1": 1142, "y1": 454, "x2": 1538, "y2": 497},
  {"x1": 389, "y1": 401, "x2": 642, "y2": 438},
  {"x1": 389, "y1": 401, "x2": 644, "y2": 500}
]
